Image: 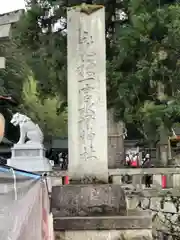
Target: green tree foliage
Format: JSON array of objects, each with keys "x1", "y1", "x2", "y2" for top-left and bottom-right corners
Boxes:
[
  {"x1": 0, "y1": 39, "x2": 27, "y2": 103},
  {"x1": 13, "y1": 0, "x2": 180, "y2": 141},
  {"x1": 108, "y1": 1, "x2": 180, "y2": 141},
  {"x1": 22, "y1": 75, "x2": 67, "y2": 137},
  {"x1": 13, "y1": 0, "x2": 67, "y2": 101},
  {"x1": 0, "y1": 29, "x2": 67, "y2": 138},
  {"x1": 13, "y1": 0, "x2": 127, "y2": 101},
  {"x1": 0, "y1": 39, "x2": 28, "y2": 142}
]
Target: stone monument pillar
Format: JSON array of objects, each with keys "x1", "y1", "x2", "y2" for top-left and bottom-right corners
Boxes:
[
  {"x1": 67, "y1": 4, "x2": 108, "y2": 182},
  {"x1": 52, "y1": 5, "x2": 152, "y2": 239}
]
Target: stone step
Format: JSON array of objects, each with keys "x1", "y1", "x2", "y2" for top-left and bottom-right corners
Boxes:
[{"x1": 53, "y1": 214, "x2": 152, "y2": 231}]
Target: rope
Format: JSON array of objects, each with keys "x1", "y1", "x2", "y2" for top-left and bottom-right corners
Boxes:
[{"x1": 10, "y1": 168, "x2": 17, "y2": 201}]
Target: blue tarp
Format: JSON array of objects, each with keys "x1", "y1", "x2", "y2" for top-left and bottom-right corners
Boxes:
[{"x1": 0, "y1": 165, "x2": 41, "y2": 179}]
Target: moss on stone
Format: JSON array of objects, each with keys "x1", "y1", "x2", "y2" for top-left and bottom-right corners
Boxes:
[{"x1": 68, "y1": 3, "x2": 103, "y2": 15}]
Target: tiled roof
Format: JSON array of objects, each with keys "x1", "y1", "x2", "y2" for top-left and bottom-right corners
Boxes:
[
  {"x1": 0, "y1": 9, "x2": 24, "y2": 26},
  {"x1": 0, "y1": 9, "x2": 23, "y2": 39}
]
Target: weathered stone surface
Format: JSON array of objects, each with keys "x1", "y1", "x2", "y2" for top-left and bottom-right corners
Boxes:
[
  {"x1": 125, "y1": 188, "x2": 180, "y2": 197},
  {"x1": 53, "y1": 215, "x2": 152, "y2": 230},
  {"x1": 173, "y1": 174, "x2": 180, "y2": 187},
  {"x1": 55, "y1": 230, "x2": 152, "y2": 240},
  {"x1": 50, "y1": 169, "x2": 67, "y2": 177},
  {"x1": 11, "y1": 144, "x2": 46, "y2": 158},
  {"x1": 51, "y1": 177, "x2": 63, "y2": 187},
  {"x1": 127, "y1": 209, "x2": 152, "y2": 216},
  {"x1": 112, "y1": 175, "x2": 122, "y2": 184},
  {"x1": 51, "y1": 185, "x2": 127, "y2": 217},
  {"x1": 67, "y1": 6, "x2": 108, "y2": 182},
  {"x1": 109, "y1": 167, "x2": 180, "y2": 176},
  {"x1": 152, "y1": 174, "x2": 162, "y2": 188}
]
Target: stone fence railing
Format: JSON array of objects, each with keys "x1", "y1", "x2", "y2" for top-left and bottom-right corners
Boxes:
[
  {"x1": 50, "y1": 167, "x2": 180, "y2": 189},
  {"x1": 109, "y1": 168, "x2": 180, "y2": 189}
]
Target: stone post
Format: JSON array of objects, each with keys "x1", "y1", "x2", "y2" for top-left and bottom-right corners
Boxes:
[
  {"x1": 108, "y1": 109, "x2": 125, "y2": 168},
  {"x1": 157, "y1": 82, "x2": 169, "y2": 167},
  {"x1": 67, "y1": 5, "x2": 108, "y2": 182}
]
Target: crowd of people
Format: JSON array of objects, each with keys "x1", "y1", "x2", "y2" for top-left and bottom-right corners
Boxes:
[
  {"x1": 46, "y1": 149, "x2": 68, "y2": 170},
  {"x1": 46, "y1": 148, "x2": 153, "y2": 187},
  {"x1": 125, "y1": 152, "x2": 152, "y2": 167},
  {"x1": 125, "y1": 151, "x2": 153, "y2": 188}
]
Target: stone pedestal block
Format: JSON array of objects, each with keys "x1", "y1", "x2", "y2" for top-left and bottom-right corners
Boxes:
[
  {"x1": 51, "y1": 185, "x2": 127, "y2": 217},
  {"x1": 54, "y1": 214, "x2": 152, "y2": 231},
  {"x1": 55, "y1": 230, "x2": 152, "y2": 240},
  {"x1": 52, "y1": 183, "x2": 152, "y2": 240},
  {"x1": 7, "y1": 144, "x2": 52, "y2": 172},
  {"x1": 54, "y1": 209, "x2": 152, "y2": 239}
]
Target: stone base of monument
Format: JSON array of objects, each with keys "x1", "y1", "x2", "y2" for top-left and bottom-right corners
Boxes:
[
  {"x1": 51, "y1": 185, "x2": 152, "y2": 240},
  {"x1": 7, "y1": 144, "x2": 52, "y2": 172}
]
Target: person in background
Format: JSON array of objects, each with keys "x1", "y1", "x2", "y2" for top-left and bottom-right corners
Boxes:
[
  {"x1": 131, "y1": 153, "x2": 139, "y2": 167},
  {"x1": 142, "y1": 153, "x2": 150, "y2": 167},
  {"x1": 61, "y1": 152, "x2": 68, "y2": 170},
  {"x1": 142, "y1": 153, "x2": 152, "y2": 188},
  {"x1": 125, "y1": 154, "x2": 131, "y2": 166},
  {"x1": 124, "y1": 154, "x2": 131, "y2": 183},
  {"x1": 58, "y1": 152, "x2": 64, "y2": 169}
]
